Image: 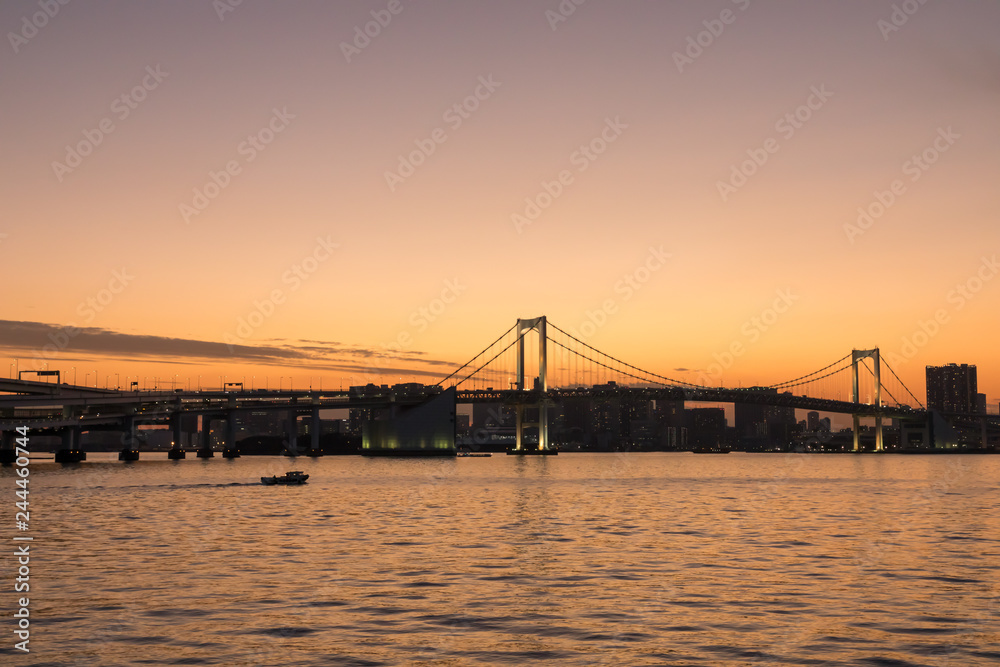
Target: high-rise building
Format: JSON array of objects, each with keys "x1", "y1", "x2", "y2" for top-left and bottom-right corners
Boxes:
[
  {"x1": 734, "y1": 388, "x2": 797, "y2": 450},
  {"x1": 807, "y1": 411, "x2": 820, "y2": 431},
  {"x1": 926, "y1": 364, "x2": 978, "y2": 413},
  {"x1": 687, "y1": 407, "x2": 727, "y2": 448},
  {"x1": 655, "y1": 400, "x2": 684, "y2": 428}
]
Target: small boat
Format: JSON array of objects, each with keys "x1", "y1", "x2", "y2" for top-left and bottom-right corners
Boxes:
[
  {"x1": 261, "y1": 471, "x2": 309, "y2": 485},
  {"x1": 457, "y1": 451, "x2": 492, "y2": 457}
]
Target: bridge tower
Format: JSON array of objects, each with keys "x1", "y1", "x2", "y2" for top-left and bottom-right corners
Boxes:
[
  {"x1": 513, "y1": 316, "x2": 554, "y2": 454},
  {"x1": 852, "y1": 348, "x2": 883, "y2": 452}
]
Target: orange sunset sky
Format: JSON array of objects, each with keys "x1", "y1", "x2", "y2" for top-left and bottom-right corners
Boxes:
[{"x1": 1, "y1": 1, "x2": 998, "y2": 405}]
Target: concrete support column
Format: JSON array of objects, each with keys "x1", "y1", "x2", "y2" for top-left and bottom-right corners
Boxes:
[
  {"x1": 852, "y1": 413, "x2": 861, "y2": 452},
  {"x1": 310, "y1": 406, "x2": 320, "y2": 452},
  {"x1": 0, "y1": 431, "x2": 15, "y2": 465},
  {"x1": 223, "y1": 410, "x2": 240, "y2": 458},
  {"x1": 515, "y1": 405, "x2": 523, "y2": 451},
  {"x1": 225, "y1": 412, "x2": 235, "y2": 449},
  {"x1": 56, "y1": 427, "x2": 85, "y2": 462},
  {"x1": 198, "y1": 415, "x2": 214, "y2": 458},
  {"x1": 124, "y1": 415, "x2": 137, "y2": 449},
  {"x1": 119, "y1": 416, "x2": 139, "y2": 461},
  {"x1": 171, "y1": 413, "x2": 183, "y2": 448},
  {"x1": 287, "y1": 410, "x2": 298, "y2": 455}
]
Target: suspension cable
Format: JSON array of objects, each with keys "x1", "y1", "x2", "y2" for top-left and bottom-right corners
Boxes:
[
  {"x1": 451, "y1": 328, "x2": 529, "y2": 388},
  {"x1": 550, "y1": 338, "x2": 672, "y2": 388},
  {"x1": 766, "y1": 353, "x2": 852, "y2": 389},
  {"x1": 772, "y1": 362, "x2": 854, "y2": 391},
  {"x1": 547, "y1": 321, "x2": 705, "y2": 388},
  {"x1": 880, "y1": 357, "x2": 925, "y2": 409},
  {"x1": 858, "y1": 357, "x2": 901, "y2": 406},
  {"x1": 434, "y1": 322, "x2": 518, "y2": 387}
]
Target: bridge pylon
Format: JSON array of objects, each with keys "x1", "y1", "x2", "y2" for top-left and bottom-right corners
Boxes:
[
  {"x1": 512, "y1": 316, "x2": 554, "y2": 454},
  {"x1": 852, "y1": 348, "x2": 883, "y2": 452}
]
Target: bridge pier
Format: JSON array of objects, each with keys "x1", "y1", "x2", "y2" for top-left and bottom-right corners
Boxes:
[
  {"x1": 55, "y1": 427, "x2": 86, "y2": 463},
  {"x1": 222, "y1": 410, "x2": 240, "y2": 458},
  {"x1": 168, "y1": 412, "x2": 186, "y2": 459},
  {"x1": 0, "y1": 431, "x2": 16, "y2": 465},
  {"x1": 284, "y1": 410, "x2": 299, "y2": 456},
  {"x1": 308, "y1": 406, "x2": 323, "y2": 457},
  {"x1": 119, "y1": 415, "x2": 139, "y2": 461},
  {"x1": 197, "y1": 416, "x2": 214, "y2": 458}
]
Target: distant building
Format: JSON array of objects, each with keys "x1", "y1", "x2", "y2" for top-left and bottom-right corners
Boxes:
[
  {"x1": 926, "y1": 364, "x2": 978, "y2": 413},
  {"x1": 734, "y1": 388, "x2": 797, "y2": 450},
  {"x1": 687, "y1": 407, "x2": 727, "y2": 448},
  {"x1": 655, "y1": 400, "x2": 684, "y2": 428},
  {"x1": 237, "y1": 410, "x2": 283, "y2": 438},
  {"x1": 807, "y1": 411, "x2": 820, "y2": 431},
  {"x1": 662, "y1": 426, "x2": 688, "y2": 450},
  {"x1": 472, "y1": 402, "x2": 515, "y2": 430}
]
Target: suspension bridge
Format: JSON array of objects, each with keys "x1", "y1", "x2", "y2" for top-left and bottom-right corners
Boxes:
[
  {"x1": 0, "y1": 315, "x2": 995, "y2": 461},
  {"x1": 431, "y1": 316, "x2": 931, "y2": 453}
]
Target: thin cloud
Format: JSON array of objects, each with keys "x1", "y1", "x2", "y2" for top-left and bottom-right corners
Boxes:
[{"x1": 0, "y1": 320, "x2": 455, "y2": 376}]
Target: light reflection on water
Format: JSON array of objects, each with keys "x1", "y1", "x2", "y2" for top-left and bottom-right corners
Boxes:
[{"x1": 5, "y1": 453, "x2": 1000, "y2": 665}]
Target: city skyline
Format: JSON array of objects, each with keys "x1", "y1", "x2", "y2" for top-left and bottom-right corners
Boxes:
[{"x1": 2, "y1": 1, "x2": 998, "y2": 405}]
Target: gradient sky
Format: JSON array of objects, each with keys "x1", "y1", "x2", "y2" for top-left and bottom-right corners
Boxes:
[{"x1": 1, "y1": 1, "x2": 998, "y2": 404}]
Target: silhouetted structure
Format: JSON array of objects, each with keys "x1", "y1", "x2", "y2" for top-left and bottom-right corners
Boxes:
[
  {"x1": 734, "y1": 388, "x2": 797, "y2": 450},
  {"x1": 687, "y1": 407, "x2": 727, "y2": 449},
  {"x1": 362, "y1": 387, "x2": 457, "y2": 456},
  {"x1": 926, "y1": 364, "x2": 978, "y2": 413}
]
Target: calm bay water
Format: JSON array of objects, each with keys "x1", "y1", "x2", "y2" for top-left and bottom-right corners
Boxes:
[{"x1": 3, "y1": 453, "x2": 1000, "y2": 666}]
